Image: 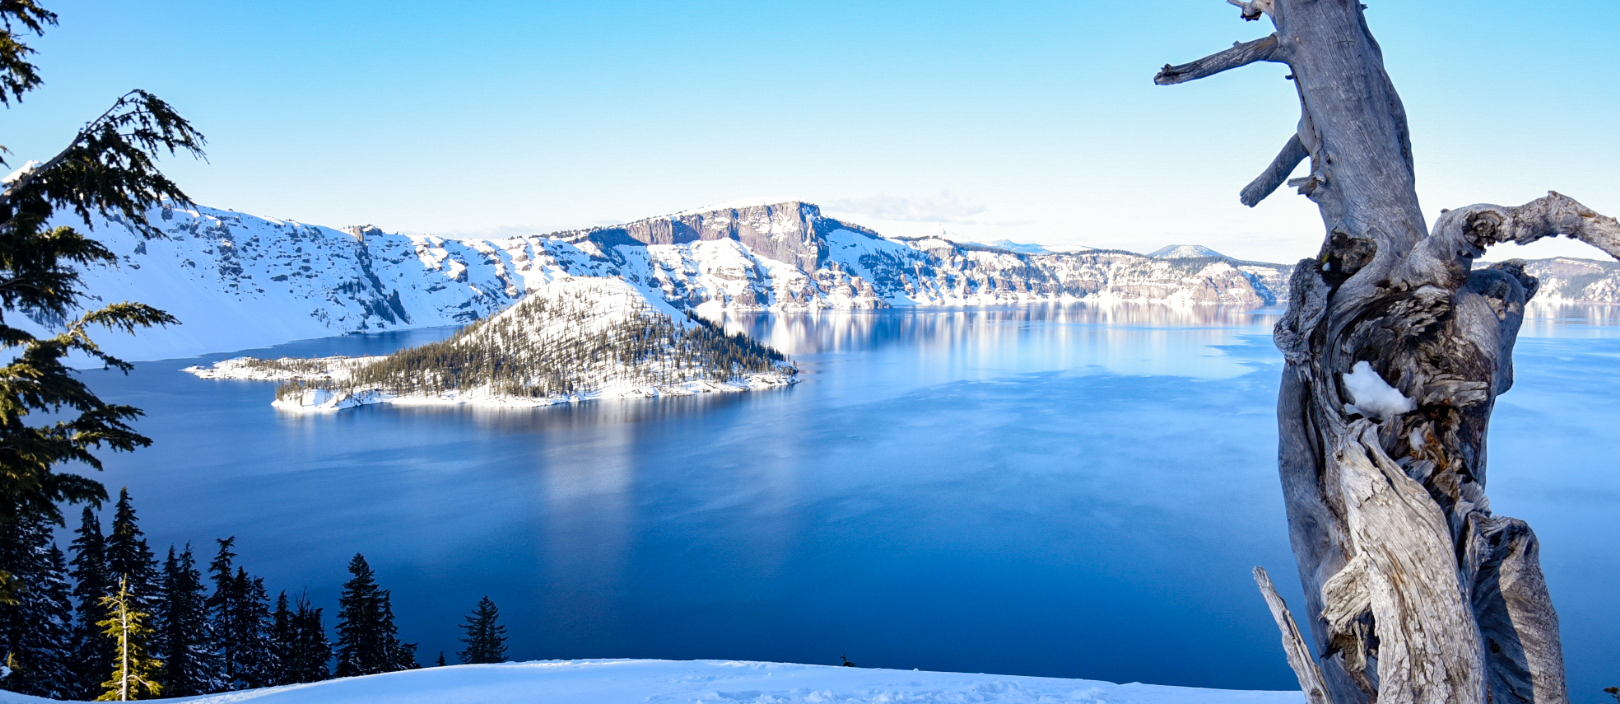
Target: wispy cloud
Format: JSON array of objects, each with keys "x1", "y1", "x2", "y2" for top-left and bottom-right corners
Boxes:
[{"x1": 825, "y1": 192, "x2": 986, "y2": 223}]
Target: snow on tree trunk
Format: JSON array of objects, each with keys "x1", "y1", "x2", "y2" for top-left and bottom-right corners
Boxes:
[{"x1": 1156, "y1": 2, "x2": 1620, "y2": 702}]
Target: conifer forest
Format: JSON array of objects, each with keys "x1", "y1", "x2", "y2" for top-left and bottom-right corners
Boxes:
[
  {"x1": 0, "y1": 490, "x2": 505, "y2": 699},
  {"x1": 267, "y1": 282, "x2": 794, "y2": 405}
]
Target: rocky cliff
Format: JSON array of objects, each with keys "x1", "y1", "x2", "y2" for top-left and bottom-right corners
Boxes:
[{"x1": 28, "y1": 199, "x2": 1610, "y2": 361}]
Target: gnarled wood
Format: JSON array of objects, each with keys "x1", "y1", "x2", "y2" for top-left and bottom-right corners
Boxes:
[{"x1": 1157, "y1": 3, "x2": 1611, "y2": 702}]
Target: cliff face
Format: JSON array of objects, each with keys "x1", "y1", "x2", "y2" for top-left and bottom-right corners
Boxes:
[
  {"x1": 554, "y1": 200, "x2": 856, "y2": 272},
  {"x1": 40, "y1": 199, "x2": 1613, "y2": 362},
  {"x1": 1519, "y1": 257, "x2": 1620, "y2": 304}
]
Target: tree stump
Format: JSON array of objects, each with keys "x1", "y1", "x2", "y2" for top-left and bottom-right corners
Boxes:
[{"x1": 1156, "y1": 2, "x2": 1620, "y2": 702}]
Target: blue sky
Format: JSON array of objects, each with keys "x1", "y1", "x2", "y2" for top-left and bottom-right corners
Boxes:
[{"x1": 8, "y1": 0, "x2": 1618, "y2": 262}]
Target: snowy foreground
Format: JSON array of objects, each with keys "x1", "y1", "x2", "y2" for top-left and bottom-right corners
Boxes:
[{"x1": 0, "y1": 659, "x2": 1304, "y2": 704}]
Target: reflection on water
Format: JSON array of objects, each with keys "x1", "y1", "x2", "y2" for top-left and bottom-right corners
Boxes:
[
  {"x1": 1521, "y1": 303, "x2": 1620, "y2": 338},
  {"x1": 723, "y1": 303, "x2": 1282, "y2": 357},
  {"x1": 70, "y1": 303, "x2": 1618, "y2": 697}
]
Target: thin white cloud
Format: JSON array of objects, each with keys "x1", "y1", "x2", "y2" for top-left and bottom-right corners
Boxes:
[{"x1": 825, "y1": 192, "x2": 986, "y2": 223}]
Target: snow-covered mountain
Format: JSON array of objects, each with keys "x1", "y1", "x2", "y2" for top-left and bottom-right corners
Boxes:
[
  {"x1": 1148, "y1": 244, "x2": 1228, "y2": 260},
  {"x1": 970, "y1": 239, "x2": 1097, "y2": 255},
  {"x1": 39, "y1": 198, "x2": 1620, "y2": 363},
  {"x1": 1517, "y1": 257, "x2": 1620, "y2": 304},
  {"x1": 35, "y1": 200, "x2": 1290, "y2": 361}
]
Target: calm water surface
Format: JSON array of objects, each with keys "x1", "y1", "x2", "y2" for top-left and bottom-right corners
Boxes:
[{"x1": 76, "y1": 304, "x2": 1620, "y2": 698}]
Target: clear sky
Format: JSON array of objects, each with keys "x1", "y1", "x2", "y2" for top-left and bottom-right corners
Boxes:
[{"x1": 7, "y1": 0, "x2": 1618, "y2": 263}]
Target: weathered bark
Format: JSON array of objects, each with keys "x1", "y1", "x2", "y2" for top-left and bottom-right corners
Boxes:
[{"x1": 1157, "y1": 3, "x2": 1615, "y2": 702}]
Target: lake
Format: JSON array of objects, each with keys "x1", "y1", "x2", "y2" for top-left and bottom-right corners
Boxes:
[{"x1": 74, "y1": 304, "x2": 1620, "y2": 699}]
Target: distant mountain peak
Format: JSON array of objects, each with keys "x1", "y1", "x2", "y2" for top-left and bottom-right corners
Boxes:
[
  {"x1": 676, "y1": 198, "x2": 808, "y2": 216},
  {"x1": 969, "y1": 239, "x2": 1097, "y2": 255},
  {"x1": 1148, "y1": 244, "x2": 1228, "y2": 260}
]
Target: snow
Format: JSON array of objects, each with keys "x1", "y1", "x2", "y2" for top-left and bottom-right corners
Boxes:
[
  {"x1": 1341, "y1": 361, "x2": 1415, "y2": 420},
  {"x1": 1147, "y1": 245, "x2": 1227, "y2": 260},
  {"x1": 1, "y1": 160, "x2": 40, "y2": 185},
  {"x1": 0, "y1": 659, "x2": 1304, "y2": 704}
]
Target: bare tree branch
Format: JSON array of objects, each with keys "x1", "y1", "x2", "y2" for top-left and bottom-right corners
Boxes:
[
  {"x1": 1254, "y1": 566, "x2": 1333, "y2": 704},
  {"x1": 1154, "y1": 34, "x2": 1283, "y2": 86},
  {"x1": 1401, "y1": 192, "x2": 1620, "y2": 288},
  {"x1": 1242, "y1": 133, "x2": 1309, "y2": 207}
]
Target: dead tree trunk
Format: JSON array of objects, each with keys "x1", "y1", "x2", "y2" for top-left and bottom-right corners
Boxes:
[{"x1": 1156, "y1": 3, "x2": 1620, "y2": 703}]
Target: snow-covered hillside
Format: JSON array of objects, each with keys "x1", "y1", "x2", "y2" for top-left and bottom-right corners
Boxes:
[
  {"x1": 31, "y1": 200, "x2": 1291, "y2": 362},
  {"x1": 0, "y1": 659, "x2": 1304, "y2": 704},
  {"x1": 186, "y1": 278, "x2": 796, "y2": 413},
  {"x1": 43, "y1": 198, "x2": 1620, "y2": 364},
  {"x1": 1519, "y1": 257, "x2": 1620, "y2": 304}
]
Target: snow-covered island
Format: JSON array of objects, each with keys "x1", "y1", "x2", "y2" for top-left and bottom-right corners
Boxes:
[{"x1": 185, "y1": 278, "x2": 797, "y2": 413}]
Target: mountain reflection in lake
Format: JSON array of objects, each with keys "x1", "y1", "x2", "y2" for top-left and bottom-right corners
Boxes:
[{"x1": 74, "y1": 304, "x2": 1619, "y2": 696}]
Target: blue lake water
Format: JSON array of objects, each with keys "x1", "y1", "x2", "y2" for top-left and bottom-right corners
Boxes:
[{"x1": 73, "y1": 304, "x2": 1620, "y2": 699}]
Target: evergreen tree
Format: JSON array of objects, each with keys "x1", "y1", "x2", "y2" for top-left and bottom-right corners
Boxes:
[
  {"x1": 105, "y1": 489, "x2": 160, "y2": 612},
  {"x1": 154, "y1": 545, "x2": 220, "y2": 696},
  {"x1": 435, "y1": 651, "x2": 445, "y2": 667},
  {"x1": 0, "y1": 512, "x2": 74, "y2": 697},
  {"x1": 96, "y1": 577, "x2": 162, "y2": 701},
  {"x1": 457, "y1": 596, "x2": 508, "y2": 664},
  {"x1": 68, "y1": 507, "x2": 113, "y2": 698},
  {"x1": 334, "y1": 554, "x2": 416, "y2": 676},
  {"x1": 227, "y1": 567, "x2": 276, "y2": 688},
  {"x1": 270, "y1": 591, "x2": 293, "y2": 684},
  {"x1": 283, "y1": 593, "x2": 330, "y2": 684},
  {"x1": 206, "y1": 538, "x2": 276, "y2": 689},
  {"x1": 0, "y1": 0, "x2": 202, "y2": 604},
  {"x1": 206, "y1": 537, "x2": 240, "y2": 687}
]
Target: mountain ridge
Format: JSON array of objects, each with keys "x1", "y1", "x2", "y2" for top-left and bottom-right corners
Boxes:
[{"x1": 27, "y1": 199, "x2": 1619, "y2": 363}]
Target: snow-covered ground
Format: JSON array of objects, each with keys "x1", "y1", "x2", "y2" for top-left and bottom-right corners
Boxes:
[{"x1": 0, "y1": 659, "x2": 1304, "y2": 704}]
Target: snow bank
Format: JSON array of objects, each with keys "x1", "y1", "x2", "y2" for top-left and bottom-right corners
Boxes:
[{"x1": 0, "y1": 659, "x2": 1304, "y2": 704}]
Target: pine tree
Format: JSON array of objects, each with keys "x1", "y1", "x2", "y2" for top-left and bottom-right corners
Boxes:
[
  {"x1": 96, "y1": 577, "x2": 162, "y2": 701},
  {"x1": 154, "y1": 545, "x2": 220, "y2": 696},
  {"x1": 206, "y1": 537, "x2": 240, "y2": 687},
  {"x1": 105, "y1": 489, "x2": 160, "y2": 613},
  {"x1": 0, "y1": 0, "x2": 202, "y2": 604},
  {"x1": 270, "y1": 591, "x2": 293, "y2": 684},
  {"x1": 0, "y1": 512, "x2": 74, "y2": 697},
  {"x1": 376, "y1": 595, "x2": 417, "y2": 672},
  {"x1": 68, "y1": 507, "x2": 113, "y2": 698},
  {"x1": 206, "y1": 538, "x2": 276, "y2": 690},
  {"x1": 334, "y1": 554, "x2": 417, "y2": 676},
  {"x1": 284, "y1": 594, "x2": 330, "y2": 684},
  {"x1": 228, "y1": 567, "x2": 276, "y2": 688},
  {"x1": 457, "y1": 596, "x2": 508, "y2": 664}
]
